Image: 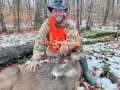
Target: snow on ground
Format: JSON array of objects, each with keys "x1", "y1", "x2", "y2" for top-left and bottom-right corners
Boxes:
[
  {"x1": 0, "y1": 32, "x2": 37, "y2": 47},
  {"x1": 91, "y1": 26, "x2": 119, "y2": 32},
  {"x1": 80, "y1": 20, "x2": 120, "y2": 32},
  {"x1": 83, "y1": 42, "x2": 120, "y2": 90},
  {"x1": 0, "y1": 31, "x2": 120, "y2": 90}
]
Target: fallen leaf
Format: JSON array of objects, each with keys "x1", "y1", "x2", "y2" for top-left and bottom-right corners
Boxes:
[
  {"x1": 113, "y1": 62, "x2": 119, "y2": 64},
  {"x1": 90, "y1": 69, "x2": 96, "y2": 76},
  {"x1": 89, "y1": 57, "x2": 92, "y2": 60}
]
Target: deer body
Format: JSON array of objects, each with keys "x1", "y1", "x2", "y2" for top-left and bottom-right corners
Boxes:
[
  {"x1": 0, "y1": 52, "x2": 82, "y2": 90},
  {"x1": 0, "y1": 64, "x2": 67, "y2": 90}
]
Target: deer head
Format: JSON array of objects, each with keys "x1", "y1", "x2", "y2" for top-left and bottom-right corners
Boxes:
[{"x1": 50, "y1": 50, "x2": 85, "y2": 79}]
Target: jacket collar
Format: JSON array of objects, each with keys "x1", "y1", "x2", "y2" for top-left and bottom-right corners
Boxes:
[{"x1": 54, "y1": 15, "x2": 66, "y2": 28}]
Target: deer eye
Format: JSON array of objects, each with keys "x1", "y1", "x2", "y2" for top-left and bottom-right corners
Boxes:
[
  {"x1": 62, "y1": 59, "x2": 68, "y2": 64},
  {"x1": 63, "y1": 62, "x2": 67, "y2": 64}
]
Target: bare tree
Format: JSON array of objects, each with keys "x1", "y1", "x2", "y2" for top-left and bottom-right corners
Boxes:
[
  {"x1": 64, "y1": 0, "x2": 69, "y2": 16},
  {"x1": 13, "y1": 0, "x2": 17, "y2": 28},
  {"x1": 86, "y1": 0, "x2": 94, "y2": 30},
  {"x1": 7, "y1": 0, "x2": 12, "y2": 15},
  {"x1": 102, "y1": 0, "x2": 110, "y2": 26},
  {"x1": 44, "y1": 0, "x2": 48, "y2": 19},
  {"x1": 34, "y1": 0, "x2": 44, "y2": 30},
  {"x1": 28, "y1": 0, "x2": 33, "y2": 25},
  {"x1": 117, "y1": 0, "x2": 119, "y2": 4},
  {"x1": 111, "y1": 0, "x2": 115, "y2": 19},
  {"x1": 72, "y1": 0, "x2": 76, "y2": 19},
  {"x1": 77, "y1": 0, "x2": 80, "y2": 31},
  {"x1": 16, "y1": 0, "x2": 20, "y2": 32},
  {"x1": 0, "y1": 0, "x2": 6, "y2": 32},
  {"x1": 80, "y1": 0, "x2": 83, "y2": 25}
]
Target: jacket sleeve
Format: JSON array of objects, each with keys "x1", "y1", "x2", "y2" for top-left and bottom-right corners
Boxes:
[
  {"x1": 65, "y1": 19, "x2": 81, "y2": 48},
  {"x1": 32, "y1": 20, "x2": 49, "y2": 62}
]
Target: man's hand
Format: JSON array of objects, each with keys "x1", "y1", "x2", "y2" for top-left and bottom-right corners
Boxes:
[{"x1": 26, "y1": 61, "x2": 42, "y2": 71}]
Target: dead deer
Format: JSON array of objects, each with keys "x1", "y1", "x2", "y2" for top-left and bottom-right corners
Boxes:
[
  {"x1": 0, "y1": 31, "x2": 82, "y2": 90},
  {"x1": 0, "y1": 53, "x2": 82, "y2": 90},
  {"x1": 0, "y1": 64, "x2": 67, "y2": 90}
]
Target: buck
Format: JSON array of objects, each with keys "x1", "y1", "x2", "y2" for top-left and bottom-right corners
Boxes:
[
  {"x1": 50, "y1": 51, "x2": 83, "y2": 90},
  {"x1": 0, "y1": 51, "x2": 83, "y2": 90},
  {"x1": 0, "y1": 64, "x2": 68, "y2": 90},
  {"x1": 0, "y1": 32, "x2": 83, "y2": 90}
]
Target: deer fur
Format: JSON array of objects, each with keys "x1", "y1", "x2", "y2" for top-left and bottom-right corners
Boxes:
[
  {"x1": 0, "y1": 52, "x2": 82, "y2": 90},
  {"x1": 51, "y1": 52, "x2": 82, "y2": 90},
  {"x1": 0, "y1": 64, "x2": 67, "y2": 90}
]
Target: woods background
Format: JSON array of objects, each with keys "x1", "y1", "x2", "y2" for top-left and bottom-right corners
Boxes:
[{"x1": 0, "y1": 0, "x2": 120, "y2": 32}]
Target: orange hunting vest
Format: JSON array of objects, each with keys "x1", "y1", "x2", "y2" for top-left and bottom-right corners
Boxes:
[{"x1": 48, "y1": 16, "x2": 68, "y2": 52}]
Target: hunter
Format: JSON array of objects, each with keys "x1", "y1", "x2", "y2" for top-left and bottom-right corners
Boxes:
[{"x1": 26, "y1": 0, "x2": 97, "y2": 86}]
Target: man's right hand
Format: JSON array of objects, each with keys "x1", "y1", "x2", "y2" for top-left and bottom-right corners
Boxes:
[{"x1": 26, "y1": 61, "x2": 42, "y2": 71}]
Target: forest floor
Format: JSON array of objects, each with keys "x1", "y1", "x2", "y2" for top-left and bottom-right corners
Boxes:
[{"x1": 0, "y1": 25, "x2": 120, "y2": 90}]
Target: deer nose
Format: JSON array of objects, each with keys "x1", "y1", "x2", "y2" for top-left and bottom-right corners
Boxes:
[{"x1": 49, "y1": 74, "x2": 56, "y2": 80}]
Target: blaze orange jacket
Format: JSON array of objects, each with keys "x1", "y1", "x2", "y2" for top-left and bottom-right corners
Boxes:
[{"x1": 48, "y1": 16, "x2": 68, "y2": 52}]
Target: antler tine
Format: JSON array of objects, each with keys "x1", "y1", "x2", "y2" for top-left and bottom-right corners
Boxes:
[
  {"x1": 69, "y1": 31, "x2": 77, "y2": 42},
  {"x1": 64, "y1": 31, "x2": 82, "y2": 46},
  {"x1": 38, "y1": 33, "x2": 51, "y2": 45},
  {"x1": 77, "y1": 31, "x2": 82, "y2": 43},
  {"x1": 38, "y1": 33, "x2": 57, "y2": 46},
  {"x1": 70, "y1": 30, "x2": 81, "y2": 43},
  {"x1": 50, "y1": 33, "x2": 52, "y2": 42}
]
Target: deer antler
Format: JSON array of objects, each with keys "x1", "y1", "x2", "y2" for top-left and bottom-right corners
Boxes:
[
  {"x1": 38, "y1": 31, "x2": 82, "y2": 46},
  {"x1": 54, "y1": 31, "x2": 82, "y2": 46},
  {"x1": 38, "y1": 33, "x2": 58, "y2": 46},
  {"x1": 38, "y1": 31, "x2": 82, "y2": 57}
]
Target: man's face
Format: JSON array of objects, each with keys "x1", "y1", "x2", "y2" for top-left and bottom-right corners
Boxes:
[{"x1": 52, "y1": 9, "x2": 65, "y2": 23}]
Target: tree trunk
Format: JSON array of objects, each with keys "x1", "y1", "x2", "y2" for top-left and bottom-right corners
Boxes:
[
  {"x1": 72, "y1": 0, "x2": 76, "y2": 19},
  {"x1": 0, "y1": 0, "x2": 6, "y2": 32},
  {"x1": 28, "y1": 0, "x2": 32, "y2": 25},
  {"x1": 77, "y1": 0, "x2": 80, "y2": 31},
  {"x1": 80, "y1": 0, "x2": 83, "y2": 25},
  {"x1": 17, "y1": 0, "x2": 20, "y2": 32},
  {"x1": 112, "y1": 0, "x2": 115, "y2": 19},
  {"x1": 86, "y1": 0, "x2": 94, "y2": 30},
  {"x1": 118, "y1": 12, "x2": 120, "y2": 30},
  {"x1": 0, "y1": 43, "x2": 34, "y2": 66},
  {"x1": 65, "y1": 0, "x2": 69, "y2": 16},
  {"x1": 117, "y1": 0, "x2": 119, "y2": 4},
  {"x1": 7, "y1": 0, "x2": 12, "y2": 15},
  {"x1": 13, "y1": 0, "x2": 17, "y2": 28},
  {"x1": 34, "y1": 0, "x2": 44, "y2": 30},
  {"x1": 44, "y1": 0, "x2": 48, "y2": 19},
  {"x1": 102, "y1": 0, "x2": 110, "y2": 26}
]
